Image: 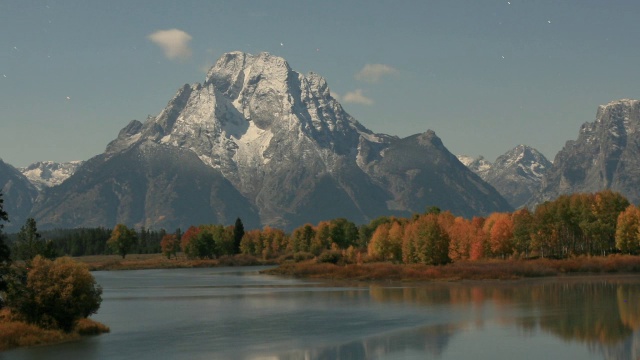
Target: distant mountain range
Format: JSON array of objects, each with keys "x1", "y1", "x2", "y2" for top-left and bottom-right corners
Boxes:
[
  {"x1": 458, "y1": 145, "x2": 552, "y2": 209},
  {"x1": 1, "y1": 52, "x2": 638, "y2": 231}
]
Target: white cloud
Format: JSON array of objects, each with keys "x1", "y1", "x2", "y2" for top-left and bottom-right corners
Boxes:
[
  {"x1": 147, "y1": 29, "x2": 193, "y2": 61},
  {"x1": 342, "y1": 89, "x2": 374, "y2": 105},
  {"x1": 331, "y1": 91, "x2": 340, "y2": 101},
  {"x1": 355, "y1": 64, "x2": 398, "y2": 83}
]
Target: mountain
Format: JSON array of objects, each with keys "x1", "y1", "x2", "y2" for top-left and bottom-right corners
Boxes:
[
  {"x1": 530, "y1": 99, "x2": 640, "y2": 206},
  {"x1": 456, "y1": 155, "x2": 492, "y2": 179},
  {"x1": 0, "y1": 159, "x2": 38, "y2": 231},
  {"x1": 457, "y1": 145, "x2": 551, "y2": 208},
  {"x1": 20, "y1": 160, "x2": 83, "y2": 190},
  {"x1": 30, "y1": 51, "x2": 511, "y2": 231},
  {"x1": 31, "y1": 141, "x2": 261, "y2": 230}
]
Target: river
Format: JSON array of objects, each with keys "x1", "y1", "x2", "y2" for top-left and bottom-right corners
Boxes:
[{"x1": 5, "y1": 267, "x2": 640, "y2": 359}]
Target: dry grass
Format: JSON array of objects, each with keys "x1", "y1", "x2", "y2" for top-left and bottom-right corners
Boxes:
[
  {"x1": 0, "y1": 309, "x2": 109, "y2": 351},
  {"x1": 264, "y1": 255, "x2": 640, "y2": 281},
  {"x1": 74, "y1": 253, "x2": 271, "y2": 271}
]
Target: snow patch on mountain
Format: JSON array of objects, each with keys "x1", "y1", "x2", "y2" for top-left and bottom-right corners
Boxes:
[
  {"x1": 458, "y1": 145, "x2": 551, "y2": 208},
  {"x1": 20, "y1": 160, "x2": 83, "y2": 189}
]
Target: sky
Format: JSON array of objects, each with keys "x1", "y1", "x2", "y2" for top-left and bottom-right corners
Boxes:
[{"x1": 1, "y1": 0, "x2": 640, "y2": 167}]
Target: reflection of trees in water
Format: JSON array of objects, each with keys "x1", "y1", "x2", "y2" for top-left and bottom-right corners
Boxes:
[
  {"x1": 534, "y1": 282, "x2": 632, "y2": 345},
  {"x1": 275, "y1": 324, "x2": 458, "y2": 360},
  {"x1": 367, "y1": 278, "x2": 640, "y2": 353}
]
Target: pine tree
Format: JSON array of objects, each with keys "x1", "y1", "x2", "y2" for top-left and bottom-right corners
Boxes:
[{"x1": 233, "y1": 218, "x2": 245, "y2": 254}]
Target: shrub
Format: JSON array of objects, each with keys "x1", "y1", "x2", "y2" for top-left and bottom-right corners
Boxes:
[
  {"x1": 7, "y1": 256, "x2": 102, "y2": 332},
  {"x1": 293, "y1": 252, "x2": 315, "y2": 262},
  {"x1": 317, "y1": 250, "x2": 342, "y2": 264}
]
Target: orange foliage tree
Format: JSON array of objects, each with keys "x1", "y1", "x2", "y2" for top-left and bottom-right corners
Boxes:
[
  {"x1": 616, "y1": 205, "x2": 640, "y2": 254},
  {"x1": 160, "y1": 234, "x2": 179, "y2": 259}
]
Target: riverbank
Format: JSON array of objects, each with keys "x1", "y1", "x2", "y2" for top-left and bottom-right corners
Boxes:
[
  {"x1": 75, "y1": 253, "x2": 273, "y2": 271},
  {"x1": 0, "y1": 309, "x2": 110, "y2": 351},
  {"x1": 264, "y1": 255, "x2": 640, "y2": 281}
]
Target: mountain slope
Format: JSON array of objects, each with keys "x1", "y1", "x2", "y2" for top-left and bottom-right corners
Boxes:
[
  {"x1": 31, "y1": 141, "x2": 260, "y2": 230},
  {"x1": 531, "y1": 99, "x2": 640, "y2": 206},
  {"x1": 0, "y1": 159, "x2": 38, "y2": 231},
  {"x1": 457, "y1": 145, "x2": 551, "y2": 208},
  {"x1": 31, "y1": 51, "x2": 512, "y2": 230}
]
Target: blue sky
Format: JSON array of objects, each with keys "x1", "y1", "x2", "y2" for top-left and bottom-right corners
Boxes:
[{"x1": 1, "y1": 0, "x2": 639, "y2": 167}]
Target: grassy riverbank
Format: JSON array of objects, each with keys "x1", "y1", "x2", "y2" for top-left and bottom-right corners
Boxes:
[
  {"x1": 0, "y1": 309, "x2": 110, "y2": 351},
  {"x1": 75, "y1": 253, "x2": 273, "y2": 271},
  {"x1": 264, "y1": 255, "x2": 640, "y2": 281}
]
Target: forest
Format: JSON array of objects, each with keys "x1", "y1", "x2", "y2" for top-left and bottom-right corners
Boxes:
[{"x1": 5, "y1": 190, "x2": 640, "y2": 268}]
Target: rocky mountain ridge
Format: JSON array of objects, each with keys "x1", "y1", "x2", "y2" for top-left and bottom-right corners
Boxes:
[
  {"x1": 458, "y1": 145, "x2": 552, "y2": 208},
  {"x1": 530, "y1": 99, "x2": 640, "y2": 206},
  {"x1": 26, "y1": 51, "x2": 512, "y2": 230},
  {"x1": 19, "y1": 160, "x2": 83, "y2": 190}
]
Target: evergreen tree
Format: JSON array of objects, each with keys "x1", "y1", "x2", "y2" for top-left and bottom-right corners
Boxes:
[
  {"x1": 14, "y1": 218, "x2": 45, "y2": 261},
  {"x1": 233, "y1": 218, "x2": 245, "y2": 254},
  {"x1": 0, "y1": 192, "x2": 11, "y2": 308}
]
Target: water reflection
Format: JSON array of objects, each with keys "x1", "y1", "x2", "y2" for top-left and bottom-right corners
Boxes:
[
  {"x1": 367, "y1": 277, "x2": 640, "y2": 359},
  {"x1": 5, "y1": 269, "x2": 640, "y2": 360}
]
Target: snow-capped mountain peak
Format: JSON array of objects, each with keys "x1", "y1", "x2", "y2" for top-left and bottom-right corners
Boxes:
[
  {"x1": 458, "y1": 145, "x2": 551, "y2": 208},
  {"x1": 20, "y1": 160, "x2": 83, "y2": 189}
]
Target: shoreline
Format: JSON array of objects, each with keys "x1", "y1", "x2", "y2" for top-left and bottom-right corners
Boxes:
[
  {"x1": 73, "y1": 253, "x2": 640, "y2": 281},
  {"x1": 74, "y1": 253, "x2": 275, "y2": 271},
  {"x1": 0, "y1": 313, "x2": 110, "y2": 352},
  {"x1": 262, "y1": 255, "x2": 640, "y2": 281}
]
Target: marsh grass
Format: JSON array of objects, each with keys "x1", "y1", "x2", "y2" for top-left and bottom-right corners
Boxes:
[
  {"x1": 0, "y1": 309, "x2": 109, "y2": 351},
  {"x1": 75, "y1": 253, "x2": 270, "y2": 271},
  {"x1": 264, "y1": 255, "x2": 640, "y2": 281}
]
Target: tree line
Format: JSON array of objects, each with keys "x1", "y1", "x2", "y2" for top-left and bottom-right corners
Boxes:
[{"x1": 4, "y1": 190, "x2": 640, "y2": 265}]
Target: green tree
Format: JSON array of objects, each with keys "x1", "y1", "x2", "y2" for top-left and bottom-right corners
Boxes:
[
  {"x1": 404, "y1": 214, "x2": 450, "y2": 265},
  {"x1": 187, "y1": 229, "x2": 216, "y2": 259},
  {"x1": 233, "y1": 218, "x2": 245, "y2": 254},
  {"x1": 7, "y1": 256, "x2": 102, "y2": 332},
  {"x1": 0, "y1": 192, "x2": 11, "y2": 308},
  {"x1": 107, "y1": 224, "x2": 137, "y2": 259},
  {"x1": 291, "y1": 224, "x2": 316, "y2": 253},
  {"x1": 14, "y1": 218, "x2": 46, "y2": 261}
]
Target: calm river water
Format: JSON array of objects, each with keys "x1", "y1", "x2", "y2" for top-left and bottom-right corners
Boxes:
[{"x1": 5, "y1": 267, "x2": 640, "y2": 360}]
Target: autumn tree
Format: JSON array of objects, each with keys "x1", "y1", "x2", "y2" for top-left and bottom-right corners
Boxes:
[
  {"x1": 358, "y1": 216, "x2": 393, "y2": 248},
  {"x1": 589, "y1": 190, "x2": 630, "y2": 255},
  {"x1": 240, "y1": 229, "x2": 262, "y2": 256},
  {"x1": 387, "y1": 221, "x2": 404, "y2": 262},
  {"x1": 291, "y1": 224, "x2": 316, "y2": 253},
  {"x1": 260, "y1": 226, "x2": 288, "y2": 259},
  {"x1": 6, "y1": 256, "x2": 102, "y2": 332},
  {"x1": 160, "y1": 234, "x2": 180, "y2": 259},
  {"x1": 489, "y1": 213, "x2": 514, "y2": 259},
  {"x1": 469, "y1": 217, "x2": 486, "y2": 260},
  {"x1": 180, "y1": 226, "x2": 201, "y2": 255},
  {"x1": 367, "y1": 223, "x2": 391, "y2": 261},
  {"x1": 447, "y1": 217, "x2": 474, "y2": 261},
  {"x1": 107, "y1": 224, "x2": 137, "y2": 259},
  {"x1": 310, "y1": 221, "x2": 332, "y2": 255},
  {"x1": 616, "y1": 205, "x2": 640, "y2": 254},
  {"x1": 183, "y1": 226, "x2": 216, "y2": 259},
  {"x1": 402, "y1": 214, "x2": 450, "y2": 265}
]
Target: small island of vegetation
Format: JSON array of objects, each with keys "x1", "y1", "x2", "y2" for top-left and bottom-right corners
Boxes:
[{"x1": 0, "y1": 194, "x2": 108, "y2": 351}]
